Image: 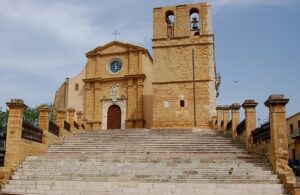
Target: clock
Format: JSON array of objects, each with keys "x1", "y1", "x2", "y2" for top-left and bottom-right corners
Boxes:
[{"x1": 109, "y1": 60, "x2": 122, "y2": 74}]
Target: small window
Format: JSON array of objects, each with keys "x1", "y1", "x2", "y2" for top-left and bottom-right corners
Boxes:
[
  {"x1": 298, "y1": 120, "x2": 300, "y2": 128},
  {"x1": 75, "y1": 83, "x2": 79, "y2": 91},
  {"x1": 290, "y1": 124, "x2": 294, "y2": 130},
  {"x1": 180, "y1": 100, "x2": 185, "y2": 108}
]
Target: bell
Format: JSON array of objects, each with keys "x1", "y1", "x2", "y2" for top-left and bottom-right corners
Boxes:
[{"x1": 191, "y1": 17, "x2": 199, "y2": 30}]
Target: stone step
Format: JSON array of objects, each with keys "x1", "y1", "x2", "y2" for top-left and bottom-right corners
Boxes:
[
  {"x1": 2, "y1": 182, "x2": 288, "y2": 195},
  {"x1": 11, "y1": 174, "x2": 282, "y2": 184},
  {"x1": 1, "y1": 128, "x2": 288, "y2": 194}
]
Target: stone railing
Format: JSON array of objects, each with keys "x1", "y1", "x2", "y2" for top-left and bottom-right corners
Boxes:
[
  {"x1": 0, "y1": 99, "x2": 85, "y2": 184},
  {"x1": 213, "y1": 95, "x2": 300, "y2": 195}
]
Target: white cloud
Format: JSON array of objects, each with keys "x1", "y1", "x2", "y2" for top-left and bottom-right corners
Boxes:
[
  {"x1": 0, "y1": 0, "x2": 110, "y2": 46},
  {"x1": 210, "y1": 0, "x2": 295, "y2": 6}
]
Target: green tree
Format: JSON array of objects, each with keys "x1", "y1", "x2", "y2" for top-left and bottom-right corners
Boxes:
[
  {"x1": 0, "y1": 108, "x2": 8, "y2": 136},
  {"x1": 23, "y1": 107, "x2": 39, "y2": 127}
]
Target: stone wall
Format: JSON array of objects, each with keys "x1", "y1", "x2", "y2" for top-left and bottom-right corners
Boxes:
[
  {"x1": 54, "y1": 79, "x2": 69, "y2": 110},
  {"x1": 0, "y1": 99, "x2": 83, "y2": 185},
  {"x1": 216, "y1": 95, "x2": 299, "y2": 195},
  {"x1": 152, "y1": 2, "x2": 217, "y2": 129}
]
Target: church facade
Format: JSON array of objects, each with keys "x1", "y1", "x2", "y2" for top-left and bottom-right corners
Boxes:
[{"x1": 54, "y1": 2, "x2": 219, "y2": 130}]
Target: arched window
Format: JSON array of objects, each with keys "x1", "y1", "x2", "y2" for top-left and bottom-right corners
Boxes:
[
  {"x1": 190, "y1": 8, "x2": 200, "y2": 35},
  {"x1": 166, "y1": 10, "x2": 175, "y2": 38}
]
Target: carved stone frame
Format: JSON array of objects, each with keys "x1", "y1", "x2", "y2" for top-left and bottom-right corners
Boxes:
[{"x1": 101, "y1": 98, "x2": 127, "y2": 130}]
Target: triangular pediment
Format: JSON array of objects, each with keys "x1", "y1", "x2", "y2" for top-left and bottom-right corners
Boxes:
[{"x1": 86, "y1": 41, "x2": 147, "y2": 57}]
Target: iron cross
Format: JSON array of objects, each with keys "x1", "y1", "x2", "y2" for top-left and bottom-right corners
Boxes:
[{"x1": 112, "y1": 30, "x2": 120, "y2": 40}]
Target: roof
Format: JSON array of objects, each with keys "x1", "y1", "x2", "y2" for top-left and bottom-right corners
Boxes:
[
  {"x1": 287, "y1": 112, "x2": 300, "y2": 121},
  {"x1": 85, "y1": 41, "x2": 153, "y2": 62}
]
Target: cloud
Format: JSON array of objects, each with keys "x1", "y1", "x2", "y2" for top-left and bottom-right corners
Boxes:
[
  {"x1": 0, "y1": 0, "x2": 110, "y2": 47},
  {"x1": 210, "y1": 0, "x2": 295, "y2": 6}
]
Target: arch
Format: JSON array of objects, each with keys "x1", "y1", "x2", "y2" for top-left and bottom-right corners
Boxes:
[
  {"x1": 102, "y1": 99, "x2": 127, "y2": 130},
  {"x1": 166, "y1": 10, "x2": 175, "y2": 38},
  {"x1": 190, "y1": 8, "x2": 200, "y2": 33},
  {"x1": 165, "y1": 10, "x2": 175, "y2": 23},
  {"x1": 107, "y1": 105, "x2": 121, "y2": 129}
]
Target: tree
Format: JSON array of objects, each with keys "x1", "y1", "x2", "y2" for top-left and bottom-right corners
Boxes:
[
  {"x1": 23, "y1": 107, "x2": 39, "y2": 127},
  {"x1": 0, "y1": 108, "x2": 8, "y2": 137}
]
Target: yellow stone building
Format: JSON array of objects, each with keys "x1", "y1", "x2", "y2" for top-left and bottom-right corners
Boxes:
[
  {"x1": 54, "y1": 2, "x2": 219, "y2": 130},
  {"x1": 152, "y1": 3, "x2": 218, "y2": 128},
  {"x1": 54, "y1": 41, "x2": 153, "y2": 130},
  {"x1": 287, "y1": 112, "x2": 300, "y2": 160}
]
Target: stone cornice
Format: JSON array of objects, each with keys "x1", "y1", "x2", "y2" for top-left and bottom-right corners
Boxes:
[
  {"x1": 152, "y1": 34, "x2": 214, "y2": 42},
  {"x1": 152, "y1": 79, "x2": 214, "y2": 85},
  {"x1": 83, "y1": 74, "x2": 146, "y2": 83},
  {"x1": 6, "y1": 99, "x2": 27, "y2": 109}
]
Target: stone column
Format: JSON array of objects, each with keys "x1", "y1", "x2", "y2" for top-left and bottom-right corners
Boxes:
[
  {"x1": 216, "y1": 106, "x2": 223, "y2": 130},
  {"x1": 38, "y1": 105, "x2": 51, "y2": 149},
  {"x1": 76, "y1": 111, "x2": 83, "y2": 130},
  {"x1": 230, "y1": 103, "x2": 241, "y2": 139},
  {"x1": 222, "y1": 105, "x2": 230, "y2": 132},
  {"x1": 242, "y1": 99, "x2": 258, "y2": 149},
  {"x1": 56, "y1": 109, "x2": 66, "y2": 140},
  {"x1": 4, "y1": 99, "x2": 27, "y2": 170},
  {"x1": 265, "y1": 95, "x2": 296, "y2": 184}
]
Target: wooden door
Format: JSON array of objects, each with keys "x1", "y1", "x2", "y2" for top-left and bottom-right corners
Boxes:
[{"x1": 107, "y1": 105, "x2": 121, "y2": 129}]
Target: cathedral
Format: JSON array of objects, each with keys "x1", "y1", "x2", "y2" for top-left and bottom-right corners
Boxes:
[{"x1": 54, "y1": 2, "x2": 219, "y2": 130}]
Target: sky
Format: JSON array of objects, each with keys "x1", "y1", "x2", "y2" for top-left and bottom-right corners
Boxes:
[{"x1": 0, "y1": 0, "x2": 299, "y2": 122}]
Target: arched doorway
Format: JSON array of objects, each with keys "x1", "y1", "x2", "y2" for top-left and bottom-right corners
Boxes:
[{"x1": 107, "y1": 105, "x2": 121, "y2": 129}]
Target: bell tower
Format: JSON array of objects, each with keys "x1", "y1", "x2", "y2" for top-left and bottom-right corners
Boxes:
[{"x1": 152, "y1": 2, "x2": 219, "y2": 129}]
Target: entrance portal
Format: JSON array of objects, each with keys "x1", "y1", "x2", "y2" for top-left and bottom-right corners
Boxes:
[{"x1": 107, "y1": 105, "x2": 121, "y2": 129}]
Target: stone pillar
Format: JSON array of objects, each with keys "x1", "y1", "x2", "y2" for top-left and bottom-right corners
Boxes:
[
  {"x1": 4, "y1": 99, "x2": 27, "y2": 170},
  {"x1": 76, "y1": 111, "x2": 83, "y2": 130},
  {"x1": 265, "y1": 95, "x2": 296, "y2": 184},
  {"x1": 67, "y1": 108, "x2": 76, "y2": 134},
  {"x1": 242, "y1": 99, "x2": 258, "y2": 149},
  {"x1": 230, "y1": 103, "x2": 241, "y2": 139},
  {"x1": 222, "y1": 105, "x2": 230, "y2": 132},
  {"x1": 38, "y1": 105, "x2": 51, "y2": 149},
  {"x1": 56, "y1": 109, "x2": 66, "y2": 140},
  {"x1": 216, "y1": 106, "x2": 223, "y2": 130},
  {"x1": 212, "y1": 116, "x2": 217, "y2": 129}
]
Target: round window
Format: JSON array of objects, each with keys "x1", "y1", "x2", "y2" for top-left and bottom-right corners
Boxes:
[{"x1": 109, "y1": 60, "x2": 122, "y2": 74}]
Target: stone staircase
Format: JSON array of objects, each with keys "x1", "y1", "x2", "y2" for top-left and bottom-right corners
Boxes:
[{"x1": 2, "y1": 129, "x2": 289, "y2": 194}]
